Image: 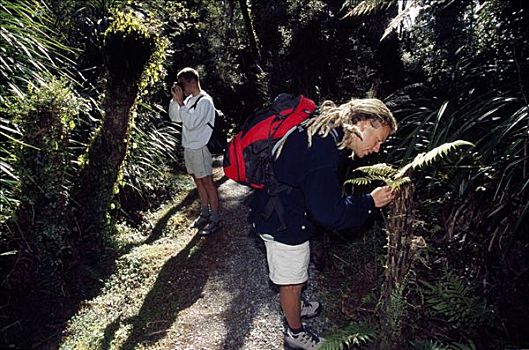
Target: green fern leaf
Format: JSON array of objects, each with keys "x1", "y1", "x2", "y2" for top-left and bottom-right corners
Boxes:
[
  {"x1": 345, "y1": 177, "x2": 375, "y2": 186},
  {"x1": 387, "y1": 177, "x2": 411, "y2": 189},
  {"x1": 345, "y1": 174, "x2": 390, "y2": 186},
  {"x1": 396, "y1": 140, "x2": 474, "y2": 178},
  {"x1": 343, "y1": 0, "x2": 395, "y2": 17},
  {"x1": 320, "y1": 322, "x2": 377, "y2": 350}
]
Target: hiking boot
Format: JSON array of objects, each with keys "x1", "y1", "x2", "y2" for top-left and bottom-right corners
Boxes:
[
  {"x1": 300, "y1": 299, "x2": 322, "y2": 319},
  {"x1": 285, "y1": 326, "x2": 325, "y2": 350},
  {"x1": 199, "y1": 220, "x2": 222, "y2": 236},
  {"x1": 191, "y1": 214, "x2": 209, "y2": 229}
]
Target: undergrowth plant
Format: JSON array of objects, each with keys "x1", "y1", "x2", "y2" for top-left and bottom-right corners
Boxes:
[
  {"x1": 420, "y1": 271, "x2": 494, "y2": 334},
  {"x1": 321, "y1": 322, "x2": 378, "y2": 350},
  {"x1": 346, "y1": 140, "x2": 474, "y2": 349},
  {"x1": 6, "y1": 77, "x2": 82, "y2": 293}
]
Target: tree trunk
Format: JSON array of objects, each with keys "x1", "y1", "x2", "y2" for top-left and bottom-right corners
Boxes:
[
  {"x1": 377, "y1": 183, "x2": 425, "y2": 349},
  {"x1": 70, "y1": 16, "x2": 157, "y2": 259},
  {"x1": 239, "y1": 0, "x2": 260, "y2": 63}
]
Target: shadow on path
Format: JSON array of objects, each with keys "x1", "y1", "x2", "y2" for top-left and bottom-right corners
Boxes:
[
  {"x1": 103, "y1": 175, "x2": 281, "y2": 349},
  {"x1": 102, "y1": 233, "x2": 215, "y2": 349},
  {"x1": 144, "y1": 175, "x2": 229, "y2": 245}
]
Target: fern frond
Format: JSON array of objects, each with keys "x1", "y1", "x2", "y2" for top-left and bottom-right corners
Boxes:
[
  {"x1": 395, "y1": 140, "x2": 474, "y2": 178},
  {"x1": 321, "y1": 322, "x2": 378, "y2": 350},
  {"x1": 342, "y1": 0, "x2": 395, "y2": 18},
  {"x1": 345, "y1": 175, "x2": 390, "y2": 186},
  {"x1": 387, "y1": 176, "x2": 411, "y2": 190},
  {"x1": 353, "y1": 163, "x2": 398, "y2": 177},
  {"x1": 381, "y1": 1, "x2": 425, "y2": 40}
]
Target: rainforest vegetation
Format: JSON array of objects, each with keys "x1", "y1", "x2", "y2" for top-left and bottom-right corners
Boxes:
[{"x1": 0, "y1": 0, "x2": 528, "y2": 349}]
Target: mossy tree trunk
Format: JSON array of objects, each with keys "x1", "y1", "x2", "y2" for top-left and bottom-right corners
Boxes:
[{"x1": 70, "y1": 12, "x2": 157, "y2": 259}]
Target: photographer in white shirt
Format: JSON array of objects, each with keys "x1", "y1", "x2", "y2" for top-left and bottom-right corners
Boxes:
[{"x1": 168, "y1": 67, "x2": 221, "y2": 235}]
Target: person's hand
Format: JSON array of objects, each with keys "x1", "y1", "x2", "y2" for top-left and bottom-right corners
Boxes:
[
  {"x1": 171, "y1": 83, "x2": 184, "y2": 105},
  {"x1": 370, "y1": 186, "x2": 395, "y2": 208}
]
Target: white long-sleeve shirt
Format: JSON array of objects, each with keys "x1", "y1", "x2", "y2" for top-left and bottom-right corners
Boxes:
[{"x1": 168, "y1": 91, "x2": 215, "y2": 150}]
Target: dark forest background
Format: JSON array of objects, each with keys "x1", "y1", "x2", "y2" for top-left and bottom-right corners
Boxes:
[{"x1": 1, "y1": 0, "x2": 528, "y2": 349}]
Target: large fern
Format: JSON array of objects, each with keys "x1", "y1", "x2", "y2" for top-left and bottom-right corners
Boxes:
[
  {"x1": 396, "y1": 140, "x2": 474, "y2": 178},
  {"x1": 420, "y1": 272, "x2": 492, "y2": 331}
]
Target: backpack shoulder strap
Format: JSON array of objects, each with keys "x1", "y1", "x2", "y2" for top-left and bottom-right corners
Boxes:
[
  {"x1": 188, "y1": 94, "x2": 205, "y2": 110},
  {"x1": 271, "y1": 117, "x2": 313, "y2": 159}
]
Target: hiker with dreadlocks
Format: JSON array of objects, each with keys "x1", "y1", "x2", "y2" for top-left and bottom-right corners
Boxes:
[{"x1": 249, "y1": 97, "x2": 398, "y2": 350}]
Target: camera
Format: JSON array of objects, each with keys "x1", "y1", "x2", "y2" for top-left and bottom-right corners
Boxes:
[{"x1": 172, "y1": 81, "x2": 183, "y2": 90}]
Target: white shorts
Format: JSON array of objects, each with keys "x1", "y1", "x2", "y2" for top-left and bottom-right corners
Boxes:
[
  {"x1": 260, "y1": 235, "x2": 310, "y2": 285},
  {"x1": 184, "y1": 146, "x2": 212, "y2": 178}
]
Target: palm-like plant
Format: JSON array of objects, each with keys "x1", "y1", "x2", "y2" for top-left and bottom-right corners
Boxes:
[
  {"x1": 0, "y1": 0, "x2": 78, "y2": 221},
  {"x1": 346, "y1": 140, "x2": 474, "y2": 349}
]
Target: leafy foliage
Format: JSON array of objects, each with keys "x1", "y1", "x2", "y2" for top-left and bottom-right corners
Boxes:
[
  {"x1": 347, "y1": 140, "x2": 474, "y2": 189},
  {"x1": 420, "y1": 272, "x2": 494, "y2": 332},
  {"x1": 410, "y1": 339, "x2": 476, "y2": 350},
  {"x1": 6, "y1": 77, "x2": 83, "y2": 292},
  {"x1": 321, "y1": 322, "x2": 378, "y2": 350},
  {"x1": 395, "y1": 140, "x2": 474, "y2": 178},
  {"x1": 0, "y1": 0, "x2": 81, "y2": 220},
  {"x1": 342, "y1": 0, "x2": 394, "y2": 18},
  {"x1": 0, "y1": 0, "x2": 78, "y2": 102}
]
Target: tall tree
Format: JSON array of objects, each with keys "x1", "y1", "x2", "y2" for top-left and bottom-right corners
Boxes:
[{"x1": 70, "y1": 10, "x2": 162, "y2": 259}]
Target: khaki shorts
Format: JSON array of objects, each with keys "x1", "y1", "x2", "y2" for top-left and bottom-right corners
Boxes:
[
  {"x1": 260, "y1": 235, "x2": 310, "y2": 285},
  {"x1": 184, "y1": 146, "x2": 212, "y2": 178}
]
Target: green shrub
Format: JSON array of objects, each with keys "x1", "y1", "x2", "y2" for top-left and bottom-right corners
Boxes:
[{"x1": 8, "y1": 77, "x2": 82, "y2": 292}]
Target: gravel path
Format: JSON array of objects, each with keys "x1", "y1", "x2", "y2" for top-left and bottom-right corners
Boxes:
[{"x1": 161, "y1": 167, "x2": 327, "y2": 349}]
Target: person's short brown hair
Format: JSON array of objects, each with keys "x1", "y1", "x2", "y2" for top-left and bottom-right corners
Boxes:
[{"x1": 177, "y1": 67, "x2": 200, "y2": 82}]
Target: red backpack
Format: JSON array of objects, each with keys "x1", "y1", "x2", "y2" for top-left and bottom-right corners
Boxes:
[{"x1": 223, "y1": 94, "x2": 317, "y2": 189}]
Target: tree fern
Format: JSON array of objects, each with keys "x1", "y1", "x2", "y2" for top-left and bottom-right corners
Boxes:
[
  {"x1": 352, "y1": 140, "x2": 474, "y2": 348},
  {"x1": 350, "y1": 140, "x2": 474, "y2": 189},
  {"x1": 396, "y1": 140, "x2": 475, "y2": 178},
  {"x1": 353, "y1": 163, "x2": 398, "y2": 178}
]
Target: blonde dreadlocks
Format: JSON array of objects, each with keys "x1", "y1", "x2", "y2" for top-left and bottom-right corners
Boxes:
[{"x1": 305, "y1": 98, "x2": 397, "y2": 149}]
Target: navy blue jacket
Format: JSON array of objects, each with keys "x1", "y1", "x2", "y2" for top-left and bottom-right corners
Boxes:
[{"x1": 249, "y1": 126, "x2": 375, "y2": 245}]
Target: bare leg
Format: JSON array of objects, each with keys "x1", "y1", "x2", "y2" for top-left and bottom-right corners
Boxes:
[
  {"x1": 280, "y1": 284, "x2": 304, "y2": 329},
  {"x1": 201, "y1": 175, "x2": 219, "y2": 210},
  {"x1": 193, "y1": 176, "x2": 209, "y2": 208}
]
